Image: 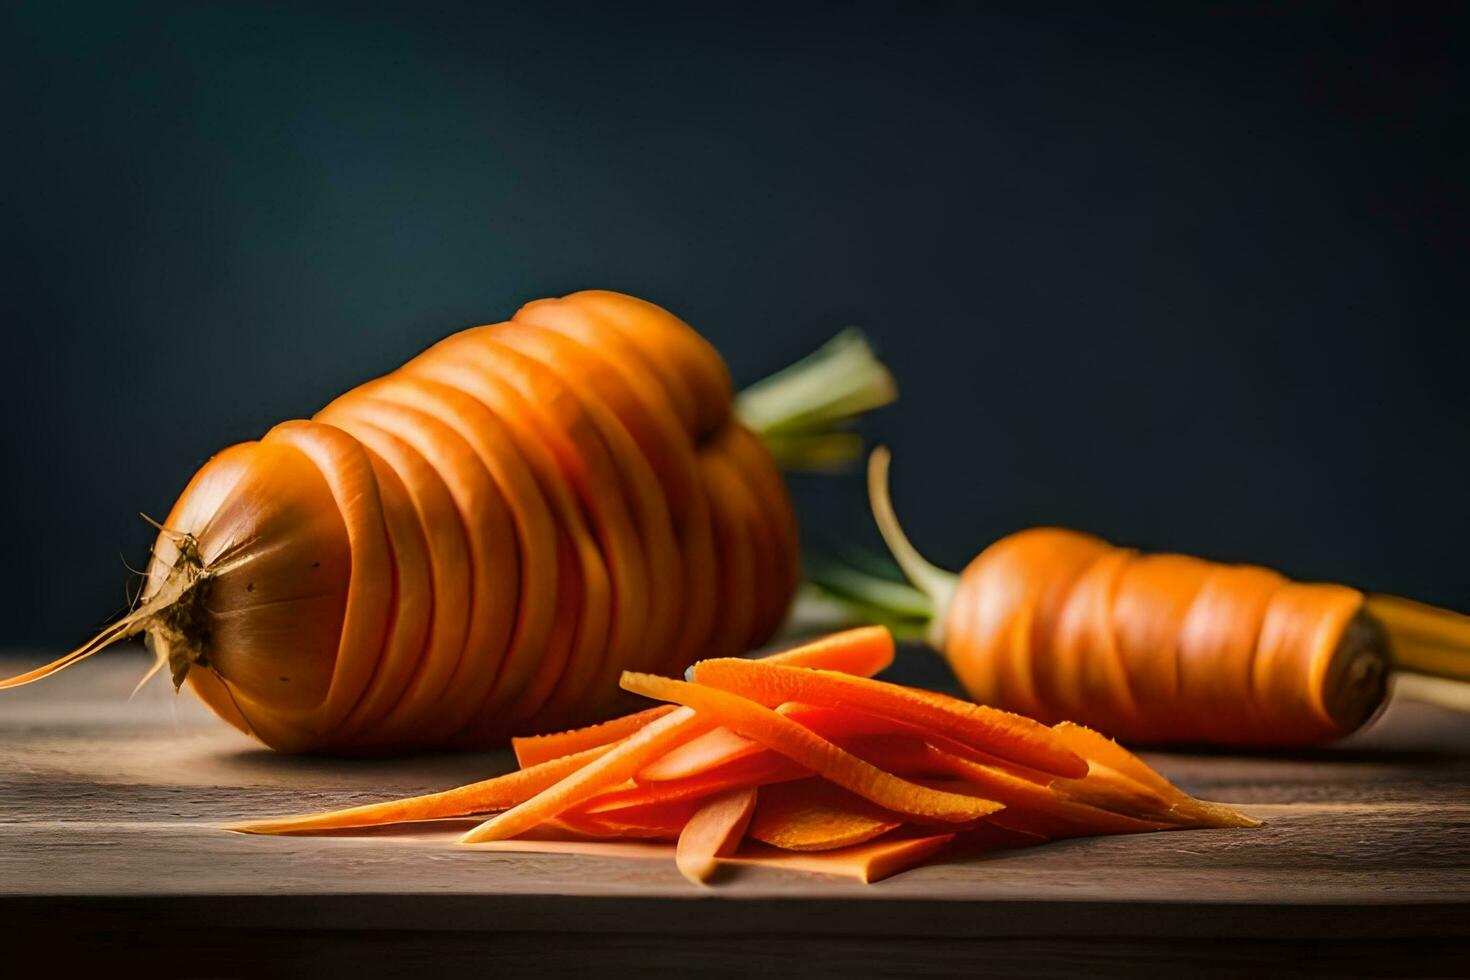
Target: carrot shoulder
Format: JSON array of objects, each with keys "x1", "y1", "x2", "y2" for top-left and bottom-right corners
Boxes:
[
  {"x1": 688, "y1": 658, "x2": 1088, "y2": 778},
  {"x1": 618, "y1": 672, "x2": 1002, "y2": 824}
]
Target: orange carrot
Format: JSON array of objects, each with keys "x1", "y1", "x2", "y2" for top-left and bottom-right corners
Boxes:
[
  {"x1": 227, "y1": 742, "x2": 617, "y2": 835},
  {"x1": 676, "y1": 787, "x2": 757, "y2": 885},
  {"x1": 1, "y1": 297, "x2": 896, "y2": 755},
  {"x1": 558, "y1": 799, "x2": 700, "y2": 840},
  {"x1": 582, "y1": 753, "x2": 808, "y2": 814},
  {"x1": 849, "y1": 739, "x2": 1180, "y2": 836},
  {"x1": 748, "y1": 778, "x2": 903, "y2": 851},
  {"x1": 726, "y1": 833, "x2": 955, "y2": 883},
  {"x1": 853, "y1": 447, "x2": 1450, "y2": 747},
  {"x1": 513, "y1": 706, "x2": 676, "y2": 768},
  {"x1": 688, "y1": 659, "x2": 1087, "y2": 778},
  {"x1": 618, "y1": 672, "x2": 1003, "y2": 824},
  {"x1": 636, "y1": 726, "x2": 761, "y2": 783},
  {"x1": 459, "y1": 707, "x2": 712, "y2": 843}
]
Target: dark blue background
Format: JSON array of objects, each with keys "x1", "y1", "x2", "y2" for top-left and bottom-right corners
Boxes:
[{"x1": 1, "y1": 2, "x2": 1464, "y2": 647}]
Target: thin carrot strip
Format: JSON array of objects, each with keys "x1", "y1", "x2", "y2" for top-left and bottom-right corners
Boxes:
[
  {"x1": 585, "y1": 753, "x2": 807, "y2": 814},
  {"x1": 638, "y1": 630, "x2": 898, "y2": 782},
  {"x1": 459, "y1": 707, "x2": 711, "y2": 843},
  {"x1": 689, "y1": 658, "x2": 1088, "y2": 778},
  {"x1": 724, "y1": 833, "x2": 954, "y2": 883},
  {"x1": 676, "y1": 787, "x2": 757, "y2": 885},
  {"x1": 513, "y1": 705, "x2": 677, "y2": 768},
  {"x1": 459, "y1": 629, "x2": 902, "y2": 845},
  {"x1": 849, "y1": 738, "x2": 1176, "y2": 836},
  {"x1": 637, "y1": 726, "x2": 761, "y2": 782},
  {"x1": 748, "y1": 778, "x2": 904, "y2": 851},
  {"x1": 558, "y1": 799, "x2": 700, "y2": 839},
  {"x1": 618, "y1": 672, "x2": 1002, "y2": 824},
  {"x1": 744, "y1": 625, "x2": 895, "y2": 677},
  {"x1": 1050, "y1": 721, "x2": 1259, "y2": 828},
  {"x1": 227, "y1": 742, "x2": 616, "y2": 835}
]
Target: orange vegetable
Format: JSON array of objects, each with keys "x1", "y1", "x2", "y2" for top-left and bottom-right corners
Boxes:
[
  {"x1": 854, "y1": 447, "x2": 1470, "y2": 746},
  {"x1": 849, "y1": 739, "x2": 1178, "y2": 836},
  {"x1": 617, "y1": 671, "x2": 1004, "y2": 824},
  {"x1": 0, "y1": 296, "x2": 897, "y2": 754},
  {"x1": 513, "y1": 706, "x2": 676, "y2": 768},
  {"x1": 687, "y1": 658, "x2": 1087, "y2": 778},
  {"x1": 226, "y1": 742, "x2": 618, "y2": 835},
  {"x1": 231, "y1": 627, "x2": 1256, "y2": 886},
  {"x1": 726, "y1": 833, "x2": 956, "y2": 883},
  {"x1": 675, "y1": 787, "x2": 757, "y2": 884},
  {"x1": 458, "y1": 628, "x2": 897, "y2": 843},
  {"x1": 637, "y1": 725, "x2": 761, "y2": 783},
  {"x1": 582, "y1": 753, "x2": 808, "y2": 814},
  {"x1": 747, "y1": 778, "x2": 903, "y2": 851}
]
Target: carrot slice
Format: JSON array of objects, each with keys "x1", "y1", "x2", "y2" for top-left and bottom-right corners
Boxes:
[
  {"x1": 639, "y1": 702, "x2": 927, "y2": 784},
  {"x1": 744, "y1": 626, "x2": 895, "y2": 678},
  {"x1": 458, "y1": 630, "x2": 903, "y2": 844},
  {"x1": 849, "y1": 738, "x2": 1177, "y2": 836},
  {"x1": 618, "y1": 672, "x2": 1002, "y2": 824},
  {"x1": 460, "y1": 707, "x2": 712, "y2": 843},
  {"x1": 559, "y1": 799, "x2": 700, "y2": 840},
  {"x1": 640, "y1": 630, "x2": 899, "y2": 782},
  {"x1": 725, "y1": 834, "x2": 954, "y2": 883},
  {"x1": 513, "y1": 706, "x2": 677, "y2": 768},
  {"x1": 585, "y1": 753, "x2": 808, "y2": 813},
  {"x1": 637, "y1": 726, "x2": 760, "y2": 782},
  {"x1": 227, "y1": 742, "x2": 620, "y2": 836},
  {"x1": 1050, "y1": 722, "x2": 1259, "y2": 828},
  {"x1": 748, "y1": 778, "x2": 904, "y2": 851},
  {"x1": 676, "y1": 787, "x2": 757, "y2": 885},
  {"x1": 688, "y1": 658, "x2": 1088, "y2": 778}
]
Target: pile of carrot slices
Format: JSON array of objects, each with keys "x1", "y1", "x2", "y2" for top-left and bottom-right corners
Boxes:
[{"x1": 230, "y1": 627, "x2": 1258, "y2": 884}]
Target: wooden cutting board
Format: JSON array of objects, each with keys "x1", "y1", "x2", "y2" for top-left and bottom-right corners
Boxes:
[{"x1": 2, "y1": 646, "x2": 1467, "y2": 977}]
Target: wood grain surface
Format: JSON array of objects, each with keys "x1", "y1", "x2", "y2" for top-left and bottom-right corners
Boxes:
[{"x1": 2, "y1": 645, "x2": 1468, "y2": 977}]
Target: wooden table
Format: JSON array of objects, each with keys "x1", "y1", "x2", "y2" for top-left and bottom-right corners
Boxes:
[{"x1": 2, "y1": 646, "x2": 1467, "y2": 977}]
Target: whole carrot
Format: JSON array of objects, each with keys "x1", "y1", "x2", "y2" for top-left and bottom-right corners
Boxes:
[
  {"x1": 833, "y1": 448, "x2": 1470, "y2": 746},
  {"x1": 0, "y1": 293, "x2": 896, "y2": 754}
]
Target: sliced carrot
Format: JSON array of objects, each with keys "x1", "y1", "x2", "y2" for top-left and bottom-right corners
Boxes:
[
  {"x1": 586, "y1": 752, "x2": 808, "y2": 813},
  {"x1": 637, "y1": 726, "x2": 761, "y2": 782},
  {"x1": 513, "y1": 705, "x2": 677, "y2": 768},
  {"x1": 748, "y1": 778, "x2": 904, "y2": 851},
  {"x1": 558, "y1": 799, "x2": 700, "y2": 840},
  {"x1": 473, "y1": 831, "x2": 953, "y2": 884},
  {"x1": 637, "y1": 699, "x2": 904, "y2": 785},
  {"x1": 688, "y1": 658, "x2": 1088, "y2": 778},
  {"x1": 457, "y1": 631, "x2": 902, "y2": 845},
  {"x1": 742, "y1": 625, "x2": 895, "y2": 678},
  {"x1": 851, "y1": 739, "x2": 1179, "y2": 836},
  {"x1": 227, "y1": 742, "x2": 617, "y2": 836},
  {"x1": 1050, "y1": 722, "x2": 1259, "y2": 828},
  {"x1": 676, "y1": 787, "x2": 757, "y2": 885},
  {"x1": 459, "y1": 706, "x2": 711, "y2": 843},
  {"x1": 619, "y1": 672, "x2": 1003, "y2": 824},
  {"x1": 724, "y1": 833, "x2": 954, "y2": 883}
]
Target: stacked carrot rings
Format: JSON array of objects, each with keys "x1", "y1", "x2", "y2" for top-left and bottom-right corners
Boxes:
[
  {"x1": 152, "y1": 290, "x2": 800, "y2": 753},
  {"x1": 942, "y1": 528, "x2": 1389, "y2": 746}
]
